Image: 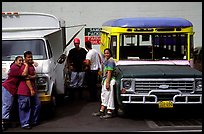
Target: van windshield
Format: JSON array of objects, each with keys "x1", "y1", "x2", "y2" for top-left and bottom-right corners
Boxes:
[{"x1": 2, "y1": 39, "x2": 47, "y2": 61}]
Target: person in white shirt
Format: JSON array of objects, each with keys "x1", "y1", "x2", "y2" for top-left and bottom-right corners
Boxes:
[{"x1": 84, "y1": 41, "x2": 102, "y2": 102}]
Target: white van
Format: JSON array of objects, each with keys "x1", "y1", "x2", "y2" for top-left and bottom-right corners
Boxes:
[{"x1": 2, "y1": 12, "x2": 67, "y2": 112}]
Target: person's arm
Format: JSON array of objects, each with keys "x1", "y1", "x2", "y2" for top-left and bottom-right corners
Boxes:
[
  {"x1": 67, "y1": 52, "x2": 74, "y2": 72},
  {"x1": 83, "y1": 59, "x2": 91, "y2": 71},
  {"x1": 21, "y1": 63, "x2": 29, "y2": 76},
  {"x1": 26, "y1": 71, "x2": 37, "y2": 96},
  {"x1": 27, "y1": 74, "x2": 37, "y2": 79},
  {"x1": 68, "y1": 59, "x2": 74, "y2": 72},
  {"x1": 84, "y1": 59, "x2": 91, "y2": 66},
  {"x1": 98, "y1": 53, "x2": 102, "y2": 65},
  {"x1": 21, "y1": 63, "x2": 36, "y2": 96},
  {"x1": 97, "y1": 53, "x2": 103, "y2": 76},
  {"x1": 106, "y1": 70, "x2": 112, "y2": 90},
  {"x1": 25, "y1": 79, "x2": 35, "y2": 96},
  {"x1": 26, "y1": 65, "x2": 37, "y2": 96},
  {"x1": 84, "y1": 52, "x2": 91, "y2": 71}
]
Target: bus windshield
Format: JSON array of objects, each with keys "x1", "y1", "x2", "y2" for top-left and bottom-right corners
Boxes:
[{"x1": 120, "y1": 33, "x2": 187, "y2": 60}]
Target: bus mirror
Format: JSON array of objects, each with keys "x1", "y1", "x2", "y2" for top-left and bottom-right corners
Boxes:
[{"x1": 57, "y1": 54, "x2": 67, "y2": 64}]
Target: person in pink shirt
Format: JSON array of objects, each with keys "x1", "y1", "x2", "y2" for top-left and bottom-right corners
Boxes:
[
  {"x1": 2, "y1": 56, "x2": 29, "y2": 131},
  {"x1": 17, "y1": 51, "x2": 41, "y2": 129}
]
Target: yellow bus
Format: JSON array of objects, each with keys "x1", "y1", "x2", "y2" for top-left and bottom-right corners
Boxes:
[{"x1": 100, "y1": 17, "x2": 202, "y2": 116}]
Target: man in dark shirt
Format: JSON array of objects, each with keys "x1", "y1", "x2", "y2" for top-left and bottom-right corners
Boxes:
[
  {"x1": 65, "y1": 38, "x2": 87, "y2": 100},
  {"x1": 67, "y1": 38, "x2": 87, "y2": 73}
]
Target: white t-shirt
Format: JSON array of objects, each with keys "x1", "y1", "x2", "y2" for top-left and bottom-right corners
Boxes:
[{"x1": 86, "y1": 49, "x2": 101, "y2": 71}]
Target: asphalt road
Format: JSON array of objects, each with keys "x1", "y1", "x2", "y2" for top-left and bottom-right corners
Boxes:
[{"x1": 5, "y1": 94, "x2": 202, "y2": 132}]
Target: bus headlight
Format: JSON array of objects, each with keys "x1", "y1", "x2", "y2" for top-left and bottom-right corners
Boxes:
[
  {"x1": 123, "y1": 80, "x2": 131, "y2": 89},
  {"x1": 195, "y1": 80, "x2": 202, "y2": 91}
]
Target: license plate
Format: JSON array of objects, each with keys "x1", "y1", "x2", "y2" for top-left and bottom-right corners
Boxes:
[{"x1": 158, "y1": 101, "x2": 173, "y2": 108}]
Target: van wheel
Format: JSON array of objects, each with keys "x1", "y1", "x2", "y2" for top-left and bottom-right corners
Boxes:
[
  {"x1": 46, "y1": 92, "x2": 57, "y2": 118},
  {"x1": 42, "y1": 95, "x2": 56, "y2": 119},
  {"x1": 50, "y1": 95, "x2": 57, "y2": 116}
]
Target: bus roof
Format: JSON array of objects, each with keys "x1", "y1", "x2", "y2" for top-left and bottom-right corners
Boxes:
[{"x1": 102, "y1": 17, "x2": 193, "y2": 28}]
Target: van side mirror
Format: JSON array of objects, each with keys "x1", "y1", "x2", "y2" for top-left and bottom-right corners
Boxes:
[{"x1": 57, "y1": 54, "x2": 67, "y2": 64}]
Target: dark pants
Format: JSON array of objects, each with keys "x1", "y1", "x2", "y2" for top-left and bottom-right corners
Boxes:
[
  {"x1": 86, "y1": 70, "x2": 99, "y2": 101},
  {"x1": 65, "y1": 71, "x2": 86, "y2": 101},
  {"x1": 67, "y1": 87, "x2": 84, "y2": 101}
]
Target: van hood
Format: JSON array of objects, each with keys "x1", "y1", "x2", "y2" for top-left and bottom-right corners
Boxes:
[{"x1": 116, "y1": 64, "x2": 202, "y2": 78}]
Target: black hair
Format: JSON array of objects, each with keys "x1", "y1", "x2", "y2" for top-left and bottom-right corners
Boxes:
[
  {"x1": 104, "y1": 48, "x2": 113, "y2": 57},
  {"x1": 24, "y1": 51, "x2": 32, "y2": 58},
  {"x1": 10, "y1": 56, "x2": 23, "y2": 67},
  {"x1": 85, "y1": 41, "x2": 92, "y2": 49}
]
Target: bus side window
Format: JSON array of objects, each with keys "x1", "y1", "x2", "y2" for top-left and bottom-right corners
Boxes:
[{"x1": 110, "y1": 36, "x2": 117, "y2": 59}]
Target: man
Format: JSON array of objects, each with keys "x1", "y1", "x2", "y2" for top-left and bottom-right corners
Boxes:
[
  {"x1": 17, "y1": 51, "x2": 41, "y2": 129},
  {"x1": 84, "y1": 40, "x2": 102, "y2": 102},
  {"x1": 66, "y1": 38, "x2": 87, "y2": 100}
]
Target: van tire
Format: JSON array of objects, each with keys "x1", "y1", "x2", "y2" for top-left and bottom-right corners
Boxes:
[{"x1": 45, "y1": 87, "x2": 57, "y2": 118}]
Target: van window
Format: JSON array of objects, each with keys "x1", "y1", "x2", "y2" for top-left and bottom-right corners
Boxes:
[
  {"x1": 2, "y1": 39, "x2": 47, "y2": 61},
  {"x1": 46, "y1": 40, "x2": 53, "y2": 59}
]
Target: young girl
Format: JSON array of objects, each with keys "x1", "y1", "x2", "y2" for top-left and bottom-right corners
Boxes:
[
  {"x1": 92, "y1": 48, "x2": 116, "y2": 119},
  {"x1": 2, "y1": 56, "x2": 29, "y2": 131}
]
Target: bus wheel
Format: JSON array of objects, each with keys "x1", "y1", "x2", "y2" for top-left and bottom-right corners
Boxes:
[
  {"x1": 116, "y1": 104, "x2": 127, "y2": 118},
  {"x1": 117, "y1": 107, "x2": 125, "y2": 117}
]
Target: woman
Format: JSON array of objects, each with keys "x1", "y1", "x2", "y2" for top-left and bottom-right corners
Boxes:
[
  {"x1": 92, "y1": 48, "x2": 116, "y2": 119},
  {"x1": 2, "y1": 56, "x2": 28, "y2": 131}
]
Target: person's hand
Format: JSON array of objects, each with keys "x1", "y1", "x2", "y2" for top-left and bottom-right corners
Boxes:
[
  {"x1": 33, "y1": 62, "x2": 38, "y2": 67},
  {"x1": 70, "y1": 65, "x2": 74, "y2": 71},
  {"x1": 23, "y1": 62, "x2": 28, "y2": 66},
  {"x1": 98, "y1": 71, "x2": 102, "y2": 76},
  {"x1": 83, "y1": 59, "x2": 88, "y2": 65},
  {"x1": 30, "y1": 89, "x2": 36, "y2": 96},
  {"x1": 84, "y1": 66, "x2": 89, "y2": 71}
]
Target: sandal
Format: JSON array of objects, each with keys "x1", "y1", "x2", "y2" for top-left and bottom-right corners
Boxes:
[
  {"x1": 92, "y1": 111, "x2": 105, "y2": 116},
  {"x1": 100, "y1": 112, "x2": 114, "y2": 119}
]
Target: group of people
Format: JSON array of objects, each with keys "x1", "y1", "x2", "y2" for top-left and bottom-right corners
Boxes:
[
  {"x1": 2, "y1": 51, "x2": 41, "y2": 131},
  {"x1": 66, "y1": 38, "x2": 116, "y2": 119},
  {"x1": 66, "y1": 38, "x2": 102, "y2": 102},
  {"x1": 2, "y1": 37, "x2": 116, "y2": 131}
]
